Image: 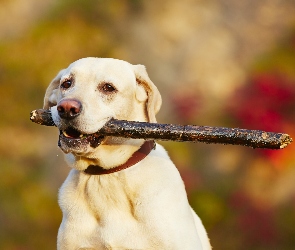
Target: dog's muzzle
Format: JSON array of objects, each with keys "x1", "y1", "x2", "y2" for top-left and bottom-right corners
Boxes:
[{"x1": 55, "y1": 99, "x2": 105, "y2": 150}]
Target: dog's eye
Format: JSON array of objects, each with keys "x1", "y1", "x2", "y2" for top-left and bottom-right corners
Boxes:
[
  {"x1": 101, "y1": 83, "x2": 116, "y2": 93},
  {"x1": 61, "y1": 80, "x2": 72, "y2": 89}
]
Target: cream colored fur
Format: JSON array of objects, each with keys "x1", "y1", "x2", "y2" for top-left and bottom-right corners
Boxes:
[{"x1": 44, "y1": 57, "x2": 211, "y2": 249}]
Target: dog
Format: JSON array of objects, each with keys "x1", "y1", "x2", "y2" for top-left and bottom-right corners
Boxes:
[{"x1": 44, "y1": 57, "x2": 211, "y2": 249}]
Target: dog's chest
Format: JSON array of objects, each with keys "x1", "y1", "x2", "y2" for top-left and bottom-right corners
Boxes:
[
  {"x1": 60, "y1": 172, "x2": 141, "y2": 217},
  {"x1": 86, "y1": 175, "x2": 139, "y2": 218},
  {"x1": 58, "y1": 171, "x2": 155, "y2": 248}
]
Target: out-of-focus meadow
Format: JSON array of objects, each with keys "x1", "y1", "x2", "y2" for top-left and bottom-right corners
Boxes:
[{"x1": 1, "y1": 0, "x2": 295, "y2": 249}]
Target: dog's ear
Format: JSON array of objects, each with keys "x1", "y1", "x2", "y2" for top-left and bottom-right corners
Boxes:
[
  {"x1": 43, "y1": 70, "x2": 65, "y2": 110},
  {"x1": 133, "y1": 65, "x2": 162, "y2": 123}
]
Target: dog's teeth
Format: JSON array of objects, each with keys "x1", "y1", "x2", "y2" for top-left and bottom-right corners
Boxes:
[
  {"x1": 63, "y1": 131, "x2": 70, "y2": 138},
  {"x1": 62, "y1": 129, "x2": 85, "y2": 139}
]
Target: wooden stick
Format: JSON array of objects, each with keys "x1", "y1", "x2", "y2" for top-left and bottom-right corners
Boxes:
[
  {"x1": 30, "y1": 109, "x2": 55, "y2": 126},
  {"x1": 30, "y1": 109, "x2": 292, "y2": 149}
]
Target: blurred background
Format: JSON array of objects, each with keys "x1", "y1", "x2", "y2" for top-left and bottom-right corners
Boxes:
[{"x1": 0, "y1": 0, "x2": 295, "y2": 249}]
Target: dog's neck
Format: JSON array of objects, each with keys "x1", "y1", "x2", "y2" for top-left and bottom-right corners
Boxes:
[
  {"x1": 84, "y1": 140, "x2": 155, "y2": 175},
  {"x1": 65, "y1": 138, "x2": 150, "y2": 171}
]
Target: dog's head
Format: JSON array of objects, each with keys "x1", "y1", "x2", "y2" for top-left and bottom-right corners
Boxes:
[{"x1": 43, "y1": 57, "x2": 161, "y2": 156}]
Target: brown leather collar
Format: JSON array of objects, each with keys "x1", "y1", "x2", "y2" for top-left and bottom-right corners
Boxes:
[{"x1": 84, "y1": 140, "x2": 155, "y2": 175}]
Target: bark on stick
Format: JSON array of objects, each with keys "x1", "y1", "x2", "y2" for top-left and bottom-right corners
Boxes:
[{"x1": 30, "y1": 109, "x2": 292, "y2": 149}]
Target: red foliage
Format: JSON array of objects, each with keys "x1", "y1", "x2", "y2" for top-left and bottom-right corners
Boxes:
[
  {"x1": 229, "y1": 191, "x2": 279, "y2": 246},
  {"x1": 170, "y1": 92, "x2": 202, "y2": 123},
  {"x1": 229, "y1": 74, "x2": 295, "y2": 132},
  {"x1": 228, "y1": 73, "x2": 295, "y2": 160}
]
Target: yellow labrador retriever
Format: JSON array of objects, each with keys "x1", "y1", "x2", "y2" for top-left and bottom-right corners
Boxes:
[{"x1": 44, "y1": 57, "x2": 211, "y2": 250}]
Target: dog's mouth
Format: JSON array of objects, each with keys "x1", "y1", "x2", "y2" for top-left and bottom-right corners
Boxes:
[
  {"x1": 59, "y1": 127, "x2": 105, "y2": 149},
  {"x1": 62, "y1": 127, "x2": 87, "y2": 139}
]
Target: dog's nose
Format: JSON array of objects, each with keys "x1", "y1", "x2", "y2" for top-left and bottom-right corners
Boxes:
[{"x1": 57, "y1": 99, "x2": 82, "y2": 119}]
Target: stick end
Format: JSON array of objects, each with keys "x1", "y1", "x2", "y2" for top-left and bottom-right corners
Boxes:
[
  {"x1": 30, "y1": 110, "x2": 37, "y2": 121},
  {"x1": 30, "y1": 109, "x2": 55, "y2": 126},
  {"x1": 279, "y1": 134, "x2": 293, "y2": 149}
]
